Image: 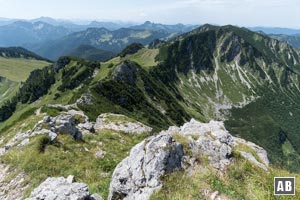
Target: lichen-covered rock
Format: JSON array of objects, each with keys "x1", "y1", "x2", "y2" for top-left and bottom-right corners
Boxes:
[
  {"x1": 108, "y1": 134, "x2": 183, "y2": 200},
  {"x1": 162, "y1": 119, "x2": 234, "y2": 170},
  {"x1": 26, "y1": 176, "x2": 102, "y2": 200},
  {"x1": 94, "y1": 113, "x2": 152, "y2": 134},
  {"x1": 33, "y1": 114, "x2": 82, "y2": 140},
  {"x1": 53, "y1": 114, "x2": 82, "y2": 139},
  {"x1": 160, "y1": 119, "x2": 269, "y2": 171}
]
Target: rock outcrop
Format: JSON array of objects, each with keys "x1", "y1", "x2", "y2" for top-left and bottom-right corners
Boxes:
[
  {"x1": 26, "y1": 176, "x2": 103, "y2": 200},
  {"x1": 94, "y1": 113, "x2": 152, "y2": 134},
  {"x1": 160, "y1": 119, "x2": 269, "y2": 171},
  {"x1": 34, "y1": 114, "x2": 82, "y2": 140},
  {"x1": 0, "y1": 110, "x2": 91, "y2": 156},
  {"x1": 108, "y1": 134, "x2": 183, "y2": 200},
  {"x1": 108, "y1": 119, "x2": 269, "y2": 200},
  {"x1": 112, "y1": 61, "x2": 138, "y2": 85}
]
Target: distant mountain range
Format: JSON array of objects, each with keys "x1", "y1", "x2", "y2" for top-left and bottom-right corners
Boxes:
[
  {"x1": 0, "y1": 21, "x2": 72, "y2": 46},
  {"x1": 3, "y1": 17, "x2": 300, "y2": 60},
  {"x1": 268, "y1": 34, "x2": 300, "y2": 48},
  {"x1": 249, "y1": 27, "x2": 300, "y2": 35},
  {"x1": 247, "y1": 27, "x2": 300, "y2": 48},
  {"x1": 0, "y1": 18, "x2": 198, "y2": 61},
  {"x1": 25, "y1": 27, "x2": 175, "y2": 60}
]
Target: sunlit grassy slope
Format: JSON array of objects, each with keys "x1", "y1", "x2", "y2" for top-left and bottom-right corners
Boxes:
[
  {"x1": 0, "y1": 56, "x2": 50, "y2": 106},
  {"x1": 0, "y1": 57, "x2": 50, "y2": 82}
]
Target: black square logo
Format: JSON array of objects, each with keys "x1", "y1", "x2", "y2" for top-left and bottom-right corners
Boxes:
[{"x1": 274, "y1": 177, "x2": 295, "y2": 195}]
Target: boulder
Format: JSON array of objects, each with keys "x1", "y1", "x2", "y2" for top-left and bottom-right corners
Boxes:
[
  {"x1": 53, "y1": 114, "x2": 82, "y2": 140},
  {"x1": 26, "y1": 176, "x2": 102, "y2": 200},
  {"x1": 108, "y1": 134, "x2": 183, "y2": 200},
  {"x1": 33, "y1": 114, "x2": 82, "y2": 140}
]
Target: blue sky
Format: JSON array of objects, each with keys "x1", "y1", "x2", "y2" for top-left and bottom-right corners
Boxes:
[{"x1": 0, "y1": 0, "x2": 299, "y2": 28}]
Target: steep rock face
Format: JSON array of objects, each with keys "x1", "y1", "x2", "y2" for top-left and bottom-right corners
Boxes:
[
  {"x1": 26, "y1": 176, "x2": 103, "y2": 200},
  {"x1": 108, "y1": 134, "x2": 183, "y2": 200},
  {"x1": 112, "y1": 61, "x2": 137, "y2": 85}
]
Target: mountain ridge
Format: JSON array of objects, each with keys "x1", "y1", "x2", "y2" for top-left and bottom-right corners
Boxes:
[{"x1": 2, "y1": 23, "x2": 300, "y2": 199}]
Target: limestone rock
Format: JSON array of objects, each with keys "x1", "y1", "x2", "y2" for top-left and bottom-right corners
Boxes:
[
  {"x1": 234, "y1": 137, "x2": 269, "y2": 166},
  {"x1": 113, "y1": 61, "x2": 137, "y2": 85},
  {"x1": 32, "y1": 129, "x2": 57, "y2": 141},
  {"x1": 53, "y1": 114, "x2": 82, "y2": 140},
  {"x1": 237, "y1": 151, "x2": 268, "y2": 171},
  {"x1": 66, "y1": 175, "x2": 75, "y2": 184},
  {"x1": 90, "y1": 193, "x2": 104, "y2": 200},
  {"x1": 108, "y1": 134, "x2": 183, "y2": 200},
  {"x1": 0, "y1": 164, "x2": 28, "y2": 200},
  {"x1": 94, "y1": 149, "x2": 106, "y2": 159},
  {"x1": 26, "y1": 176, "x2": 102, "y2": 200},
  {"x1": 76, "y1": 92, "x2": 93, "y2": 106},
  {"x1": 160, "y1": 119, "x2": 269, "y2": 171},
  {"x1": 33, "y1": 114, "x2": 82, "y2": 140},
  {"x1": 94, "y1": 113, "x2": 152, "y2": 134}
]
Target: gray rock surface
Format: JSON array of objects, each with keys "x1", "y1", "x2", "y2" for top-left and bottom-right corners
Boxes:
[
  {"x1": 94, "y1": 149, "x2": 106, "y2": 159},
  {"x1": 94, "y1": 113, "x2": 152, "y2": 134},
  {"x1": 90, "y1": 193, "x2": 104, "y2": 200},
  {"x1": 160, "y1": 119, "x2": 269, "y2": 171},
  {"x1": 32, "y1": 129, "x2": 58, "y2": 141},
  {"x1": 0, "y1": 111, "x2": 91, "y2": 156},
  {"x1": 33, "y1": 114, "x2": 82, "y2": 140},
  {"x1": 113, "y1": 61, "x2": 137, "y2": 85},
  {"x1": 26, "y1": 176, "x2": 102, "y2": 200},
  {"x1": 76, "y1": 92, "x2": 93, "y2": 106},
  {"x1": 161, "y1": 119, "x2": 235, "y2": 170},
  {"x1": 238, "y1": 151, "x2": 268, "y2": 171},
  {"x1": 234, "y1": 137, "x2": 269, "y2": 166},
  {"x1": 108, "y1": 134, "x2": 183, "y2": 200},
  {"x1": 0, "y1": 164, "x2": 28, "y2": 200}
]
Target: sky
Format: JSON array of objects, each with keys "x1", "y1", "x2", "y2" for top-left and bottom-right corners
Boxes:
[{"x1": 0, "y1": 0, "x2": 299, "y2": 28}]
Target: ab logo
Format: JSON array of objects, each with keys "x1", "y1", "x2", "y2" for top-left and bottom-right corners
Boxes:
[{"x1": 274, "y1": 177, "x2": 295, "y2": 195}]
